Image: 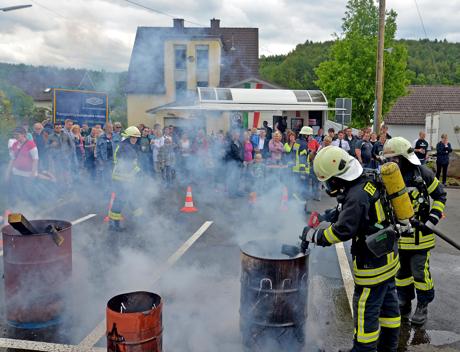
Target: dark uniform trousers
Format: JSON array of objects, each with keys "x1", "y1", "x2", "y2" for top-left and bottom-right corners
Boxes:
[
  {"x1": 352, "y1": 280, "x2": 400, "y2": 352},
  {"x1": 396, "y1": 250, "x2": 434, "y2": 305}
]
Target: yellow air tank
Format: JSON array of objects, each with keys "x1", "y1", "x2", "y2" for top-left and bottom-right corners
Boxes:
[{"x1": 380, "y1": 162, "x2": 414, "y2": 221}]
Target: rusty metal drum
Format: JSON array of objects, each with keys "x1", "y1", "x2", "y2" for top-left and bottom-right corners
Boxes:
[
  {"x1": 107, "y1": 291, "x2": 163, "y2": 352},
  {"x1": 2, "y1": 220, "x2": 72, "y2": 328},
  {"x1": 240, "y1": 239, "x2": 310, "y2": 352}
]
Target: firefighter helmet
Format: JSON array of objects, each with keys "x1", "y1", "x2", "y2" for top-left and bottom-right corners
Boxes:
[
  {"x1": 123, "y1": 126, "x2": 141, "y2": 138},
  {"x1": 383, "y1": 137, "x2": 420, "y2": 165},
  {"x1": 299, "y1": 126, "x2": 313, "y2": 135},
  {"x1": 314, "y1": 146, "x2": 363, "y2": 181}
]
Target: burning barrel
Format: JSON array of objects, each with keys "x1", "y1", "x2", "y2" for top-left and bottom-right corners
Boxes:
[
  {"x1": 2, "y1": 220, "x2": 72, "y2": 328},
  {"x1": 240, "y1": 239, "x2": 310, "y2": 352},
  {"x1": 107, "y1": 291, "x2": 163, "y2": 352}
]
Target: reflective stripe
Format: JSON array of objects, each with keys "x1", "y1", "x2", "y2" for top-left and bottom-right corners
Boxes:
[
  {"x1": 399, "y1": 232, "x2": 435, "y2": 250},
  {"x1": 432, "y1": 200, "x2": 445, "y2": 213},
  {"x1": 353, "y1": 254, "x2": 398, "y2": 277},
  {"x1": 396, "y1": 276, "x2": 414, "y2": 287},
  {"x1": 354, "y1": 262, "x2": 400, "y2": 286},
  {"x1": 427, "y1": 178, "x2": 439, "y2": 194},
  {"x1": 108, "y1": 210, "x2": 123, "y2": 221},
  {"x1": 293, "y1": 145, "x2": 309, "y2": 174},
  {"x1": 357, "y1": 288, "x2": 380, "y2": 343},
  {"x1": 414, "y1": 251, "x2": 434, "y2": 291},
  {"x1": 379, "y1": 316, "x2": 401, "y2": 328},
  {"x1": 375, "y1": 200, "x2": 386, "y2": 223},
  {"x1": 324, "y1": 226, "x2": 341, "y2": 244}
]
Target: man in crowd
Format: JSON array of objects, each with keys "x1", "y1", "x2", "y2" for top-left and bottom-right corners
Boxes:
[
  {"x1": 81, "y1": 123, "x2": 91, "y2": 137},
  {"x1": 47, "y1": 122, "x2": 73, "y2": 189},
  {"x1": 355, "y1": 130, "x2": 373, "y2": 168},
  {"x1": 32, "y1": 122, "x2": 46, "y2": 171},
  {"x1": 380, "y1": 124, "x2": 392, "y2": 140},
  {"x1": 345, "y1": 127, "x2": 358, "y2": 157},
  {"x1": 327, "y1": 128, "x2": 336, "y2": 141},
  {"x1": 414, "y1": 131, "x2": 429, "y2": 165},
  {"x1": 96, "y1": 123, "x2": 115, "y2": 190},
  {"x1": 332, "y1": 130, "x2": 350, "y2": 152},
  {"x1": 112, "y1": 122, "x2": 123, "y2": 149},
  {"x1": 263, "y1": 120, "x2": 273, "y2": 141},
  {"x1": 6, "y1": 127, "x2": 39, "y2": 206}
]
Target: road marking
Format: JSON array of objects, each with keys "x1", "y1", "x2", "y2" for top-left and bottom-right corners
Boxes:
[
  {"x1": 0, "y1": 337, "x2": 105, "y2": 352},
  {"x1": 71, "y1": 213, "x2": 97, "y2": 226},
  {"x1": 0, "y1": 214, "x2": 97, "y2": 257},
  {"x1": 77, "y1": 220, "x2": 214, "y2": 349},
  {"x1": 335, "y1": 242, "x2": 354, "y2": 316}
]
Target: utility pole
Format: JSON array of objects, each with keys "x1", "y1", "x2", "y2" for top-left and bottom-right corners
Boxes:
[{"x1": 374, "y1": 0, "x2": 385, "y2": 132}]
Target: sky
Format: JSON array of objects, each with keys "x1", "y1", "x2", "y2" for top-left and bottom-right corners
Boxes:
[{"x1": 0, "y1": 0, "x2": 459, "y2": 72}]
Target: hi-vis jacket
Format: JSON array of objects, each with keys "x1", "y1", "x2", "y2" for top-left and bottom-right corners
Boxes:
[
  {"x1": 315, "y1": 175, "x2": 400, "y2": 287},
  {"x1": 112, "y1": 139, "x2": 140, "y2": 182},
  {"x1": 400, "y1": 165, "x2": 447, "y2": 251},
  {"x1": 289, "y1": 138, "x2": 309, "y2": 174}
]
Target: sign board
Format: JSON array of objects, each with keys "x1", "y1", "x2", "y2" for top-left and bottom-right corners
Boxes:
[
  {"x1": 335, "y1": 98, "x2": 352, "y2": 125},
  {"x1": 53, "y1": 89, "x2": 108, "y2": 127}
]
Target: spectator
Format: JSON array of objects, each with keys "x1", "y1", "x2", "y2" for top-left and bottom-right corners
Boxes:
[
  {"x1": 371, "y1": 133, "x2": 387, "y2": 169},
  {"x1": 225, "y1": 130, "x2": 244, "y2": 197},
  {"x1": 436, "y1": 134, "x2": 452, "y2": 186},
  {"x1": 138, "y1": 127, "x2": 153, "y2": 177},
  {"x1": 345, "y1": 127, "x2": 357, "y2": 156},
  {"x1": 263, "y1": 121, "x2": 273, "y2": 140},
  {"x1": 71, "y1": 125, "x2": 85, "y2": 176},
  {"x1": 370, "y1": 132, "x2": 378, "y2": 145},
  {"x1": 249, "y1": 128, "x2": 259, "y2": 153},
  {"x1": 243, "y1": 132, "x2": 254, "y2": 164},
  {"x1": 32, "y1": 122, "x2": 46, "y2": 171},
  {"x1": 47, "y1": 122, "x2": 73, "y2": 189},
  {"x1": 315, "y1": 128, "x2": 324, "y2": 144},
  {"x1": 332, "y1": 130, "x2": 350, "y2": 152},
  {"x1": 6, "y1": 127, "x2": 39, "y2": 206},
  {"x1": 414, "y1": 131, "x2": 429, "y2": 165},
  {"x1": 96, "y1": 123, "x2": 115, "y2": 189},
  {"x1": 84, "y1": 127, "x2": 100, "y2": 180},
  {"x1": 112, "y1": 122, "x2": 123, "y2": 149},
  {"x1": 380, "y1": 125, "x2": 392, "y2": 140},
  {"x1": 268, "y1": 131, "x2": 284, "y2": 164},
  {"x1": 158, "y1": 137, "x2": 176, "y2": 188},
  {"x1": 277, "y1": 116, "x2": 288, "y2": 134},
  {"x1": 355, "y1": 130, "x2": 373, "y2": 168},
  {"x1": 320, "y1": 136, "x2": 333, "y2": 150},
  {"x1": 283, "y1": 130, "x2": 297, "y2": 165},
  {"x1": 327, "y1": 128, "x2": 336, "y2": 141},
  {"x1": 81, "y1": 123, "x2": 91, "y2": 137},
  {"x1": 250, "y1": 153, "x2": 266, "y2": 194},
  {"x1": 256, "y1": 129, "x2": 270, "y2": 158},
  {"x1": 63, "y1": 119, "x2": 74, "y2": 138},
  {"x1": 178, "y1": 132, "x2": 192, "y2": 177},
  {"x1": 150, "y1": 128, "x2": 165, "y2": 178}
]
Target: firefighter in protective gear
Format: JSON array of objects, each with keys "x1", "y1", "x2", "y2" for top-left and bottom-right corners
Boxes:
[
  {"x1": 383, "y1": 137, "x2": 447, "y2": 325},
  {"x1": 108, "y1": 126, "x2": 142, "y2": 231},
  {"x1": 305, "y1": 146, "x2": 400, "y2": 352},
  {"x1": 290, "y1": 126, "x2": 313, "y2": 201}
]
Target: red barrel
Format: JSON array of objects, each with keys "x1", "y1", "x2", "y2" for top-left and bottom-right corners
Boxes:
[
  {"x1": 2, "y1": 220, "x2": 72, "y2": 328},
  {"x1": 107, "y1": 291, "x2": 163, "y2": 352}
]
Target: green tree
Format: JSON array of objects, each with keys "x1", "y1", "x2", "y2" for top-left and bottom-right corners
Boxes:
[
  {"x1": 315, "y1": 0, "x2": 408, "y2": 127},
  {"x1": 0, "y1": 90, "x2": 16, "y2": 163},
  {"x1": 0, "y1": 79, "x2": 34, "y2": 124}
]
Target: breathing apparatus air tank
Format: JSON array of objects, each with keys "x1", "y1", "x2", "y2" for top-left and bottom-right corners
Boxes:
[{"x1": 380, "y1": 162, "x2": 414, "y2": 221}]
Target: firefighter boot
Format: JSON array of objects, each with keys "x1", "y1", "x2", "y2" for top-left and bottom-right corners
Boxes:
[
  {"x1": 399, "y1": 300, "x2": 412, "y2": 321},
  {"x1": 411, "y1": 302, "x2": 428, "y2": 326}
]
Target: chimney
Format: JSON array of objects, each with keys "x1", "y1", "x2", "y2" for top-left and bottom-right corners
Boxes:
[
  {"x1": 210, "y1": 18, "x2": 220, "y2": 30},
  {"x1": 173, "y1": 18, "x2": 184, "y2": 30}
]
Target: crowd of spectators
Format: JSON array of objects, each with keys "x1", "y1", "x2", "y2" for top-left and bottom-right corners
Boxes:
[{"x1": 5, "y1": 118, "x2": 454, "y2": 208}]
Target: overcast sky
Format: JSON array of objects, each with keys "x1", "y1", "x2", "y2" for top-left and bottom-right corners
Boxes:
[{"x1": 0, "y1": 0, "x2": 459, "y2": 72}]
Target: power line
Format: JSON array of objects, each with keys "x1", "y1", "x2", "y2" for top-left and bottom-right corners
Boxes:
[
  {"x1": 122, "y1": 0, "x2": 206, "y2": 27},
  {"x1": 413, "y1": 0, "x2": 440, "y2": 80}
]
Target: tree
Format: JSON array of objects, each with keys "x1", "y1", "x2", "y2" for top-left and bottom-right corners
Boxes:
[
  {"x1": 0, "y1": 90, "x2": 16, "y2": 163},
  {"x1": 315, "y1": 0, "x2": 409, "y2": 127},
  {"x1": 0, "y1": 80, "x2": 34, "y2": 124}
]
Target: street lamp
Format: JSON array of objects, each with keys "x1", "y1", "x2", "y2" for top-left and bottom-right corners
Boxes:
[{"x1": 0, "y1": 4, "x2": 32, "y2": 12}]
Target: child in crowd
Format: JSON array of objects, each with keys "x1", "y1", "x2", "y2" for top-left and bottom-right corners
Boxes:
[
  {"x1": 250, "y1": 152, "x2": 266, "y2": 194},
  {"x1": 158, "y1": 137, "x2": 175, "y2": 187}
]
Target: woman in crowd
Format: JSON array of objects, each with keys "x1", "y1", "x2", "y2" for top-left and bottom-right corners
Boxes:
[
  {"x1": 243, "y1": 132, "x2": 254, "y2": 164},
  {"x1": 269, "y1": 131, "x2": 284, "y2": 164},
  {"x1": 84, "y1": 126, "x2": 100, "y2": 180},
  {"x1": 71, "y1": 124, "x2": 85, "y2": 179},
  {"x1": 436, "y1": 133, "x2": 453, "y2": 186}
]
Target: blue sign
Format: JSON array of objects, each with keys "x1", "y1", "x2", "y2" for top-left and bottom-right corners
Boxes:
[{"x1": 54, "y1": 89, "x2": 108, "y2": 127}]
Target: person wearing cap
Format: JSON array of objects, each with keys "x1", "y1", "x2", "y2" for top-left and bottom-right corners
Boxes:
[
  {"x1": 383, "y1": 137, "x2": 447, "y2": 325},
  {"x1": 301, "y1": 146, "x2": 401, "y2": 352},
  {"x1": 108, "y1": 126, "x2": 142, "y2": 232},
  {"x1": 6, "y1": 127, "x2": 39, "y2": 206}
]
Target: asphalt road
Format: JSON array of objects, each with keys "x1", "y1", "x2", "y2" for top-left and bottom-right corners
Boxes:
[{"x1": 0, "y1": 185, "x2": 459, "y2": 351}]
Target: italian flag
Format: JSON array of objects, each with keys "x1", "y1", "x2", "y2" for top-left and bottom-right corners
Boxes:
[{"x1": 243, "y1": 82, "x2": 263, "y2": 129}]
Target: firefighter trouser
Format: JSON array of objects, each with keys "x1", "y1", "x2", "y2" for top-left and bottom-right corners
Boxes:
[
  {"x1": 396, "y1": 250, "x2": 434, "y2": 305},
  {"x1": 108, "y1": 180, "x2": 143, "y2": 223},
  {"x1": 352, "y1": 279, "x2": 400, "y2": 352}
]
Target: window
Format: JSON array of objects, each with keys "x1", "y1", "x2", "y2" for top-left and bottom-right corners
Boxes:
[
  {"x1": 175, "y1": 81, "x2": 187, "y2": 100},
  {"x1": 196, "y1": 45, "x2": 209, "y2": 70},
  {"x1": 175, "y1": 45, "x2": 187, "y2": 69},
  {"x1": 197, "y1": 81, "x2": 208, "y2": 87},
  {"x1": 216, "y1": 88, "x2": 232, "y2": 101}
]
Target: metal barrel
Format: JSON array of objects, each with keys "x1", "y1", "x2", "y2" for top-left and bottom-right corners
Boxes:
[
  {"x1": 240, "y1": 239, "x2": 310, "y2": 352},
  {"x1": 2, "y1": 220, "x2": 72, "y2": 329},
  {"x1": 106, "y1": 291, "x2": 163, "y2": 352}
]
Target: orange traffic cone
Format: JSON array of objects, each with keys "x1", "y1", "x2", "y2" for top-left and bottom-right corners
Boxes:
[
  {"x1": 280, "y1": 186, "x2": 289, "y2": 212},
  {"x1": 104, "y1": 192, "x2": 116, "y2": 223},
  {"x1": 181, "y1": 186, "x2": 198, "y2": 213},
  {"x1": 249, "y1": 192, "x2": 257, "y2": 206}
]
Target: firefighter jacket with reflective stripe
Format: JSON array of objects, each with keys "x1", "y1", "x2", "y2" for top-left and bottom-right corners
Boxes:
[
  {"x1": 315, "y1": 175, "x2": 400, "y2": 287},
  {"x1": 292, "y1": 138, "x2": 309, "y2": 174},
  {"x1": 400, "y1": 165, "x2": 447, "y2": 251},
  {"x1": 112, "y1": 139, "x2": 140, "y2": 182}
]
